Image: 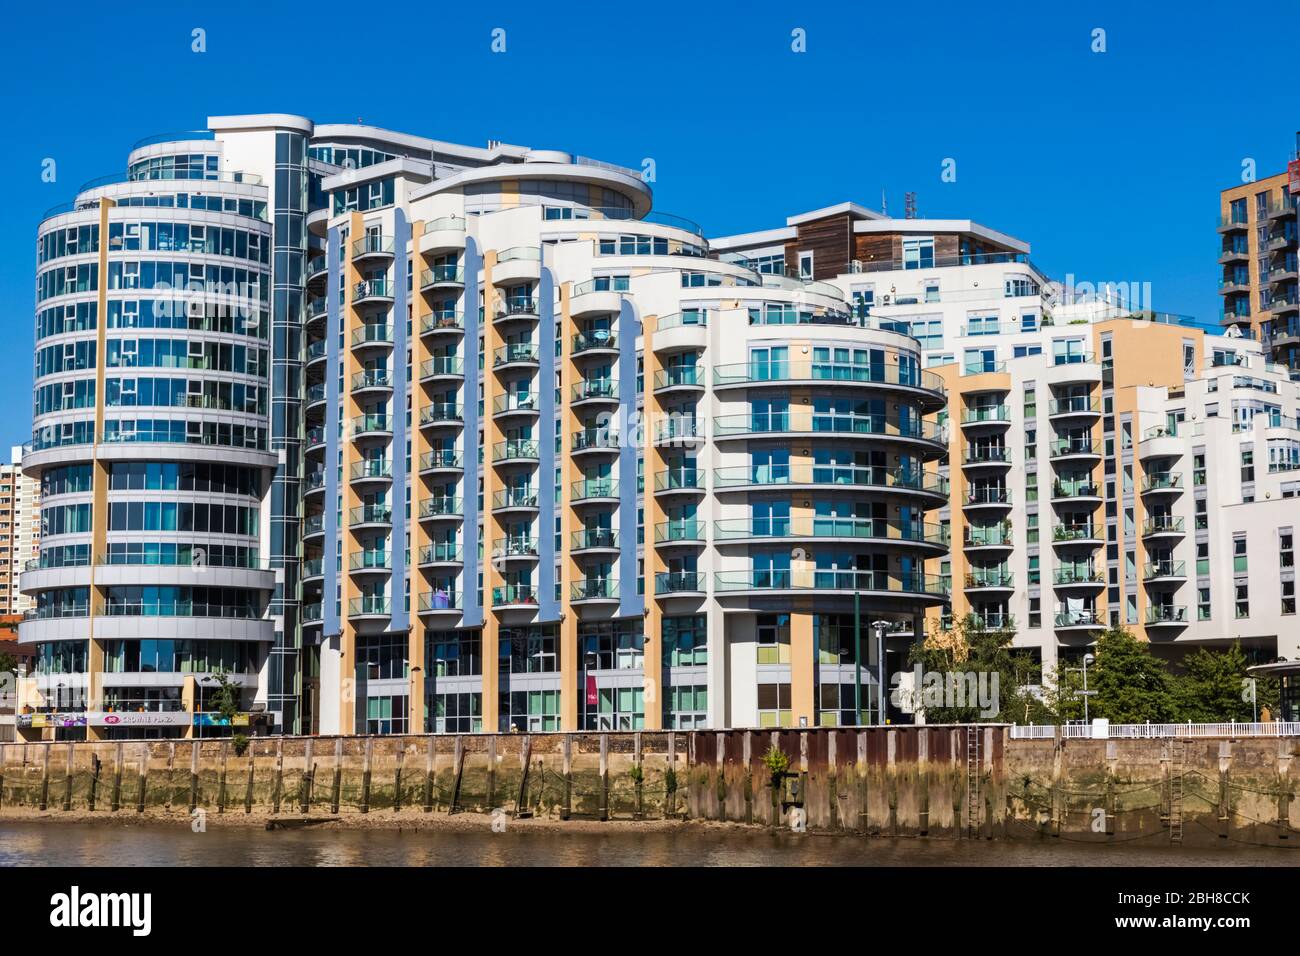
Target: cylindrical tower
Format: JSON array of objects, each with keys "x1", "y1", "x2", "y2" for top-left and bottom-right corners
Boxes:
[{"x1": 20, "y1": 137, "x2": 278, "y2": 739}]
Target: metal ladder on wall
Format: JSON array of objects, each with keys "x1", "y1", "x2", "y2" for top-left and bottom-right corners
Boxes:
[
  {"x1": 1169, "y1": 739, "x2": 1185, "y2": 845},
  {"x1": 965, "y1": 726, "x2": 981, "y2": 835}
]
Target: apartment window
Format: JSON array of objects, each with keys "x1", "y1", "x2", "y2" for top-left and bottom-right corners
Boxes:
[
  {"x1": 1198, "y1": 587, "x2": 1211, "y2": 621},
  {"x1": 1027, "y1": 555, "x2": 1040, "y2": 585},
  {"x1": 1233, "y1": 535, "x2": 1248, "y2": 573},
  {"x1": 1242, "y1": 450, "x2": 1255, "y2": 484},
  {"x1": 1013, "y1": 344, "x2": 1042, "y2": 358},
  {"x1": 1195, "y1": 498, "x2": 1208, "y2": 531},
  {"x1": 1026, "y1": 512, "x2": 1039, "y2": 545},
  {"x1": 1284, "y1": 580, "x2": 1296, "y2": 616},
  {"x1": 1193, "y1": 453, "x2": 1206, "y2": 486},
  {"x1": 902, "y1": 238, "x2": 934, "y2": 270},
  {"x1": 1025, "y1": 428, "x2": 1036, "y2": 461},
  {"x1": 1282, "y1": 530, "x2": 1294, "y2": 568},
  {"x1": 1023, "y1": 386, "x2": 1037, "y2": 419},
  {"x1": 1126, "y1": 594, "x2": 1137, "y2": 624},
  {"x1": 1235, "y1": 583, "x2": 1249, "y2": 619},
  {"x1": 924, "y1": 280, "x2": 940, "y2": 303},
  {"x1": 1028, "y1": 597, "x2": 1041, "y2": 629},
  {"x1": 798, "y1": 251, "x2": 814, "y2": 280},
  {"x1": 1020, "y1": 311, "x2": 1038, "y2": 332},
  {"x1": 1196, "y1": 541, "x2": 1209, "y2": 576}
]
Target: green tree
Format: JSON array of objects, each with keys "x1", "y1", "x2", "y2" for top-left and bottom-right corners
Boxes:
[
  {"x1": 907, "y1": 615, "x2": 1046, "y2": 723},
  {"x1": 1173, "y1": 643, "x2": 1276, "y2": 722},
  {"x1": 1091, "y1": 626, "x2": 1176, "y2": 723}
]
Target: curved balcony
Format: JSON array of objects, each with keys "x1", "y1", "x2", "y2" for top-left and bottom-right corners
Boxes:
[
  {"x1": 571, "y1": 379, "x2": 620, "y2": 407},
  {"x1": 962, "y1": 447, "x2": 1012, "y2": 472},
  {"x1": 420, "y1": 217, "x2": 467, "y2": 255},
  {"x1": 302, "y1": 559, "x2": 324, "y2": 585},
  {"x1": 1140, "y1": 473, "x2": 1183, "y2": 497},
  {"x1": 1048, "y1": 439, "x2": 1101, "y2": 464},
  {"x1": 571, "y1": 429, "x2": 621, "y2": 458},
  {"x1": 1145, "y1": 605, "x2": 1189, "y2": 629},
  {"x1": 420, "y1": 403, "x2": 464, "y2": 430},
  {"x1": 352, "y1": 280, "x2": 394, "y2": 307},
  {"x1": 492, "y1": 247, "x2": 541, "y2": 286},
  {"x1": 348, "y1": 595, "x2": 391, "y2": 621},
  {"x1": 713, "y1": 569, "x2": 948, "y2": 606},
  {"x1": 351, "y1": 323, "x2": 394, "y2": 352},
  {"x1": 493, "y1": 343, "x2": 540, "y2": 370},
  {"x1": 960, "y1": 405, "x2": 1011, "y2": 433},
  {"x1": 418, "y1": 588, "x2": 463, "y2": 617},
  {"x1": 349, "y1": 550, "x2": 392, "y2": 578},
  {"x1": 303, "y1": 514, "x2": 326, "y2": 542},
  {"x1": 1053, "y1": 567, "x2": 1105, "y2": 591},
  {"x1": 963, "y1": 524, "x2": 1014, "y2": 554},
  {"x1": 963, "y1": 488, "x2": 1011, "y2": 513},
  {"x1": 651, "y1": 311, "x2": 708, "y2": 353},
  {"x1": 1143, "y1": 560, "x2": 1187, "y2": 585},
  {"x1": 653, "y1": 469, "x2": 705, "y2": 498},
  {"x1": 418, "y1": 496, "x2": 463, "y2": 523},
  {"x1": 493, "y1": 392, "x2": 539, "y2": 420},
  {"x1": 569, "y1": 279, "x2": 626, "y2": 318},
  {"x1": 1050, "y1": 482, "x2": 1102, "y2": 506},
  {"x1": 712, "y1": 412, "x2": 945, "y2": 455},
  {"x1": 1141, "y1": 515, "x2": 1185, "y2": 540},
  {"x1": 493, "y1": 439, "x2": 539, "y2": 465},
  {"x1": 652, "y1": 366, "x2": 705, "y2": 395},
  {"x1": 306, "y1": 260, "x2": 329, "y2": 289},
  {"x1": 492, "y1": 488, "x2": 539, "y2": 513},
  {"x1": 571, "y1": 578, "x2": 619, "y2": 605},
  {"x1": 963, "y1": 571, "x2": 1015, "y2": 595},
  {"x1": 711, "y1": 359, "x2": 945, "y2": 411},
  {"x1": 572, "y1": 330, "x2": 619, "y2": 358},
  {"x1": 305, "y1": 339, "x2": 328, "y2": 372},
  {"x1": 571, "y1": 528, "x2": 619, "y2": 555},
  {"x1": 302, "y1": 602, "x2": 323, "y2": 626},
  {"x1": 351, "y1": 414, "x2": 393, "y2": 441},
  {"x1": 306, "y1": 295, "x2": 328, "y2": 328},
  {"x1": 418, "y1": 543, "x2": 464, "y2": 568},
  {"x1": 711, "y1": 463, "x2": 947, "y2": 504},
  {"x1": 655, "y1": 571, "x2": 706, "y2": 596},
  {"x1": 1048, "y1": 397, "x2": 1101, "y2": 422},
  {"x1": 653, "y1": 417, "x2": 704, "y2": 447},
  {"x1": 420, "y1": 311, "x2": 465, "y2": 340},
  {"x1": 351, "y1": 234, "x2": 394, "y2": 263},
  {"x1": 714, "y1": 516, "x2": 947, "y2": 552},
  {"x1": 420, "y1": 265, "x2": 464, "y2": 292},
  {"x1": 349, "y1": 504, "x2": 393, "y2": 530},
  {"x1": 1044, "y1": 353, "x2": 1101, "y2": 387},
  {"x1": 493, "y1": 294, "x2": 540, "y2": 326},
  {"x1": 349, "y1": 458, "x2": 393, "y2": 486},
  {"x1": 1054, "y1": 609, "x2": 1103, "y2": 632},
  {"x1": 1138, "y1": 426, "x2": 1182, "y2": 460},
  {"x1": 419, "y1": 356, "x2": 465, "y2": 385},
  {"x1": 492, "y1": 584, "x2": 539, "y2": 610},
  {"x1": 1051, "y1": 523, "x2": 1102, "y2": 548},
  {"x1": 654, "y1": 519, "x2": 705, "y2": 547},
  {"x1": 305, "y1": 426, "x2": 328, "y2": 454},
  {"x1": 570, "y1": 478, "x2": 619, "y2": 505},
  {"x1": 492, "y1": 537, "x2": 539, "y2": 564},
  {"x1": 419, "y1": 450, "x2": 464, "y2": 476},
  {"x1": 350, "y1": 369, "x2": 392, "y2": 397},
  {"x1": 305, "y1": 383, "x2": 328, "y2": 416},
  {"x1": 302, "y1": 470, "x2": 326, "y2": 500}
]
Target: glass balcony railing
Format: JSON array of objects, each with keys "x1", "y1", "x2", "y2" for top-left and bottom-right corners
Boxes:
[
  {"x1": 494, "y1": 537, "x2": 538, "y2": 558},
  {"x1": 1143, "y1": 560, "x2": 1186, "y2": 579},
  {"x1": 423, "y1": 216, "x2": 466, "y2": 235},
  {"x1": 493, "y1": 488, "x2": 538, "y2": 509},
  {"x1": 653, "y1": 367, "x2": 703, "y2": 389},
  {"x1": 1053, "y1": 567, "x2": 1102, "y2": 585},
  {"x1": 571, "y1": 478, "x2": 618, "y2": 500},
  {"x1": 351, "y1": 324, "x2": 393, "y2": 346},
  {"x1": 1048, "y1": 397, "x2": 1101, "y2": 416},
  {"x1": 572, "y1": 528, "x2": 618, "y2": 550},
  {"x1": 493, "y1": 439, "x2": 539, "y2": 461},
  {"x1": 1141, "y1": 473, "x2": 1182, "y2": 492},
  {"x1": 351, "y1": 235, "x2": 394, "y2": 257},
  {"x1": 351, "y1": 414, "x2": 392, "y2": 436},
  {"x1": 966, "y1": 488, "x2": 1010, "y2": 505},
  {"x1": 714, "y1": 516, "x2": 946, "y2": 545},
  {"x1": 961, "y1": 405, "x2": 1010, "y2": 424},
  {"x1": 572, "y1": 380, "x2": 619, "y2": 401},
  {"x1": 497, "y1": 246, "x2": 541, "y2": 263},
  {"x1": 964, "y1": 524, "x2": 1014, "y2": 547},
  {"x1": 420, "y1": 265, "x2": 464, "y2": 286},
  {"x1": 965, "y1": 571, "x2": 1014, "y2": 589},
  {"x1": 1052, "y1": 524, "x2": 1099, "y2": 542},
  {"x1": 655, "y1": 520, "x2": 704, "y2": 543},
  {"x1": 351, "y1": 370, "x2": 391, "y2": 390},
  {"x1": 419, "y1": 589, "x2": 462, "y2": 612},
  {"x1": 1051, "y1": 482, "x2": 1099, "y2": 499},
  {"x1": 349, "y1": 551, "x2": 391, "y2": 571},
  {"x1": 712, "y1": 464, "x2": 947, "y2": 495},
  {"x1": 713, "y1": 413, "x2": 943, "y2": 442},
  {"x1": 1145, "y1": 605, "x2": 1188, "y2": 624},
  {"x1": 494, "y1": 343, "x2": 539, "y2": 366},
  {"x1": 1051, "y1": 351, "x2": 1095, "y2": 367},
  {"x1": 572, "y1": 579, "x2": 619, "y2": 600},
  {"x1": 493, "y1": 393, "x2": 538, "y2": 414},
  {"x1": 655, "y1": 311, "x2": 708, "y2": 331},
  {"x1": 495, "y1": 295, "x2": 539, "y2": 318},
  {"x1": 573, "y1": 330, "x2": 617, "y2": 353},
  {"x1": 1142, "y1": 516, "x2": 1185, "y2": 535},
  {"x1": 963, "y1": 447, "x2": 1010, "y2": 464},
  {"x1": 419, "y1": 450, "x2": 463, "y2": 471},
  {"x1": 714, "y1": 569, "x2": 948, "y2": 596},
  {"x1": 303, "y1": 515, "x2": 325, "y2": 536},
  {"x1": 349, "y1": 504, "x2": 392, "y2": 526},
  {"x1": 419, "y1": 496, "x2": 462, "y2": 518},
  {"x1": 350, "y1": 459, "x2": 392, "y2": 480},
  {"x1": 654, "y1": 469, "x2": 703, "y2": 492},
  {"x1": 711, "y1": 359, "x2": 944, "y2": 394},
  {"x1": 493, "y1": 585, "x2": 538, "y2": 607},
  {"x1": 421, "y1": 311, "x2": 464, "y2": 334},
  {"x1": 421, "y1": 403, "x2": 464, "y2": 425},
  {"x1": 656, "y1": 571, "x2": 704, "y2": 594},
  {"x1": 353, "y1": 280, "x2": 393, "y2": 301},
  {"x1": 419, "y1": 543, "x2": 463, "y2": 564},
  {"x1": 420, "y1": 357, "x2": 465, "y2": 378},
  {"x1": 1054, "y1": 609, "x2": 1102, "y2": 627},
  {"x1": 349, "y1": 596, "x2": 391, "y2": 616},
  {"x1": 655, "y1": 418, "x2": 702, "y2": 442},
  {"x1": 572, "y1": 430, "x2": 621, "y2": 453},
  {"x1": 302, "y1": 602, "x2": 323, "y2": 623}
]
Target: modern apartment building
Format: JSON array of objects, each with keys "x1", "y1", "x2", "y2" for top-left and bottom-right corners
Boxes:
[
  {"x1": 0, "y1": 447, "x2": 40, "y2": 615},
  {"x1": 19, "y1": 115, "x2": 950, "y2": 740},
  {"x1": 22, "y1": 115, "x2": 1300, "y2": 741},
  {"x1": 1218, "y1": 166, "x2": 1299, "y2": 369}
]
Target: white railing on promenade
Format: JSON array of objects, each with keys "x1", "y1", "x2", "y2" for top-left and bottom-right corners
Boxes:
[{"x1": 1011, "y1": 721, "x2": 1300, "y2": 739}]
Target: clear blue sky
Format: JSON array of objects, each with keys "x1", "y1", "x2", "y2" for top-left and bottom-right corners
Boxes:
[{"x1": 1, "y1": 0, "x2": 1296, "y2": 450}]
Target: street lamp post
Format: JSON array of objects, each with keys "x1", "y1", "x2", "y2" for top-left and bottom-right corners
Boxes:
[
  {"x1": 872, "y1": 620, "x2": 890, "y2": 724},
  {"x1": 1068, "y1": 652, "x2": 1097, "y2": 725},
  {"x1": 853, "y1": 590, "x2": 862, "y2": 725}
]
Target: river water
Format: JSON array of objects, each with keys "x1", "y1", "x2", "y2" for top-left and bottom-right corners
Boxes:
[{"x1": 1, "y1": 821, "x2": 1295, "y2": 866}]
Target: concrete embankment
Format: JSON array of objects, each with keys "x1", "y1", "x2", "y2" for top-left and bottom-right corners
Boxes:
[{"x1": 0, "y1": 726, "x2": 1294, "y2": 847}]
